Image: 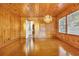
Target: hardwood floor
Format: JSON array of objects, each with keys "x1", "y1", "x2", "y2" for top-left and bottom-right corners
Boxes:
[
  {"x1": 28, "y1": 39, "x2": 59, "y2": 56},
  {"x1": 0, "y1": 38, "x2": 79, "y2": 56},
  {"x1": 0, "y1": 39, "x2": 26, "y2": 56}
]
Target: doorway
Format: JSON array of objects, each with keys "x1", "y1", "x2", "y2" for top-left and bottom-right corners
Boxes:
[{"x1": 25, "y1": 20, "x2": 34, "y2": 53}]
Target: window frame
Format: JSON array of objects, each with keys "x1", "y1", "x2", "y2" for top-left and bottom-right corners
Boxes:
[
  {"x1": 58, "y1": 16, "x2": 67, "y2": 33},
  {"x1": 58, "y1": 10, "x2": 79, "y2": 36}
]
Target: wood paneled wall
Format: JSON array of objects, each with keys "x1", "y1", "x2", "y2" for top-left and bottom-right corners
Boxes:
[
  {"x1": 56, "y1": 4, "x2": 79, "y2": 49},
  {"x1": 0, "y1": 8, "x2": 22, "y2": 48}
]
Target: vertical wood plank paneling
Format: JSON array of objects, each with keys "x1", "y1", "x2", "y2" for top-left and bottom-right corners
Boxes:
[
  {"x1": 56, "y1": 4, "x2": 79, "y2": 49},
  {"x1": 0, "y1": 8, "x2": 21, "y2": 48}
]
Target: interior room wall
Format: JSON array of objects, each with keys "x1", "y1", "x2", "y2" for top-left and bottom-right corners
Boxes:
[
  {"x1": 56, "y1": 4, "x2": 79, "y2": 49},
  {"x1": 21, "y1": 17, "x2": 56, "y2": 39},
  {"x1": 0, "y1": 8, "x2": 21, "y2": 48}
]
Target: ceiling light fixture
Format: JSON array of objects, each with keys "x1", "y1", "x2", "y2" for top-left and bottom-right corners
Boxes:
[{"x1": 44, "y1": 15, "x2": 52, "y2": 23}]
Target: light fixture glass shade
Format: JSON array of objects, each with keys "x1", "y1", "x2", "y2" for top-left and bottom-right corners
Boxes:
[{"x1": 44, "y1": 15, "x2": 52, "y2": 23}]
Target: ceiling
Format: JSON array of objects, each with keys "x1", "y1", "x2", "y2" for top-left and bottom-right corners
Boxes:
[{"x1": 0, "y1": 3, "x2": 76, "y2": 17}]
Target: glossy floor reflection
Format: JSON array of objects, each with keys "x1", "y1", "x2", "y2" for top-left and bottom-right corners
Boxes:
[
  {"x1": 27, "y1": 39, "x2": 72, "y2": 56},
  {"x1": 0, "y1": 38, "x2": 79, "y2": 56}
]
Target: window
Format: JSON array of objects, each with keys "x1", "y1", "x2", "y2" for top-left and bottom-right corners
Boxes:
[
  {"x1": 67, "y1": 10, "x2": 79, "y2": 35},
  {"x1": 58, "y1": 10, "x2": 79, "y2": 35},
  {"x1": 59, "y1": 17, "x2": 66, "y2": 33}
]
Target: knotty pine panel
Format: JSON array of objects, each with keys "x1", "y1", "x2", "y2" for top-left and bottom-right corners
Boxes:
[
  {"x1": 56, "y1": 4, "x2": 79, "y2": 49},
  {"x1": 0, "y1": 8, "x2": 21, "y2": 48}
]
